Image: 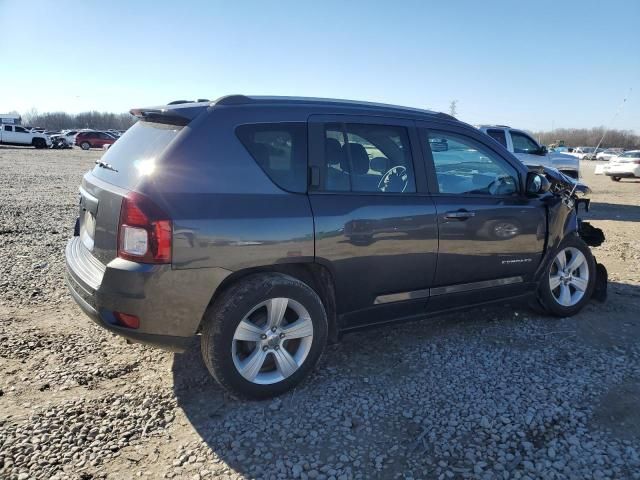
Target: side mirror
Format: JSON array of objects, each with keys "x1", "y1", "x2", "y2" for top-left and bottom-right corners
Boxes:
[
  {"x1": 537, "y1": 145, "x2": 548, "y2": 156},
  {"x1": 526, "y1": 172, "x2": 550, "y2": 195}
]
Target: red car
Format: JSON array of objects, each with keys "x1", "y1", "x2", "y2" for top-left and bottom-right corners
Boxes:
[{"x1": 75, "y1": 131, "x2": 117, "y2": 150}]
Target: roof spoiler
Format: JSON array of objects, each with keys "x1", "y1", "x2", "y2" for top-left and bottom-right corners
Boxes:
[{"x1": 129, "y1": 108, "x2": 193, "y2": 126}]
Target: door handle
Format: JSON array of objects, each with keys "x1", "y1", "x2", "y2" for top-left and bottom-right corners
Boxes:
[{"x1": 444, "y1": 209, "x2": 476, "y2": 220}]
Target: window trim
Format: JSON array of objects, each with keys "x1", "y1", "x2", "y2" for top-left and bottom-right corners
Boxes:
[
  {"x1": 419, "y1": 127, "x2": 523, "y2": 198},
  {"x1": 308, "y1": 114, "x2": 428, "y2": 195},
  {"x1": 235, "y1": 121, "x2": 309, "y2": 194}
]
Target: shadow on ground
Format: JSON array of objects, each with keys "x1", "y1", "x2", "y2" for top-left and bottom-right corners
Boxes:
[
  {"x1": 171, "y1": 282, "x2": 640, "y2": 477},
  {"x1": 585, "y1": 202, "x2": 640, "y2": 222}
]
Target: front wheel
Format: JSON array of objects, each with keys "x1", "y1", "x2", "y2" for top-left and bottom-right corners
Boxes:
[
  {"x1": 201, "y1": 273, "x2": 328, "y2": 399},
  {"x1": 80, "y1": 141, "x2": 91, "y2": 150},
  {"x1": 537, "y1": 236, "x2": 596, "y2": 317}
]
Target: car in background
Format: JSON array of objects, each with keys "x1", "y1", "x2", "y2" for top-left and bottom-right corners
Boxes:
[
  {"x1": 596, "y1": 148, "x2": 625, "y2": 161},
  {"x1": 565, "y1": 147, "x2": 597, "y2": 160},
  {"x1": 75, "y1": 131, "x2": 117, "y2": 150},
  {"x1": 0, "y1": 124, "x2": 52, "y2": 148},
  {"x1": 604, "y1": 150, "x2": 640, "y2": 181},
  {"x1": 476, "y1": 125, "x2": 580, "y2": 179},
  {"x1": 583, "y1": 148, "x2": 604, "y2": 161}
]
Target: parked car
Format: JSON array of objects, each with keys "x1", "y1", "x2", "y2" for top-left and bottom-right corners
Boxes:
[
  {"x1": 564, "y1": 146, "x2": 594, "y2": 160},
  {"x1": 65, "y1": 95, "x2": 605, "y2": 399},
  {"x1": 604, "y1": 150, "x2": 640, "y2": 181},
  {"x1": 0, "y1": 124, "x2": 51, "y2": 148},
  {"x1": 583, "y1": 148, "x2": 604, "y2": 161},
  {"x1": 476, "y1": 125, "x2": 580, "y2": 179},
  {"x1": 75, "y1": 131, "x2": 117, "y2": 150},
  {"x1": 596, "y1": 148, "x2": 625, "y2": 161}
]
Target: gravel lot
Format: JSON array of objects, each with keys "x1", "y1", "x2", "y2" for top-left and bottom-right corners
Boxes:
[{"x1": 1, "y1": 145, "x2": 639, "y2": 480}]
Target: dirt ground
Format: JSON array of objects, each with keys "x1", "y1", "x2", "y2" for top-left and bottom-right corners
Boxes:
[{"x1": 1, "y1": 146, "x2": 639, "y2": 480}]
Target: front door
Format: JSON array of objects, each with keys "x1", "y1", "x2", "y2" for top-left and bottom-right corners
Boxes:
[
  {"x1": 308, "y1": 115, "x2": 438, "y2": 327},
  {"x1": 418, "y1": 125, "x2": 546, "y2": 292}
]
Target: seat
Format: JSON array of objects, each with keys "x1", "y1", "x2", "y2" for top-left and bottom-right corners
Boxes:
[
  {"x1": 345, "y1": 143, "x2": 379, "y2": 192},
  {"x1": 325, "y1": 138, "x2": 349, "y2": 191}
]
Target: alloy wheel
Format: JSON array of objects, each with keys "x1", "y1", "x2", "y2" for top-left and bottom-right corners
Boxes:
[
  {"x1": 232, "y1": 298, "x2": 314, "y2": 385},
  {"x1": 549, "y1": 247, "x2": 589, "y2": 307}
]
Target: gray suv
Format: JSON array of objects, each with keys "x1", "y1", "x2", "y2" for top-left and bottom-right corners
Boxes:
[{"x1": 65, "y1": 95, "x2": 604, "y2": 398}]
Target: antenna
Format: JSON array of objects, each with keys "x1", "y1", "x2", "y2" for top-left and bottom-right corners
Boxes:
[{"x1": 593, "y1": 88, "x2": 632, "y2": 153}]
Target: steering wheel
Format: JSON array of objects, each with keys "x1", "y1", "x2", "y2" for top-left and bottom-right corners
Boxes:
[{"x1": 378, "y1": 166, "x2": 409, "y2": 193}]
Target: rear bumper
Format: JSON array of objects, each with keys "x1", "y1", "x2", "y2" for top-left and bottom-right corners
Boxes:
[{"x1": 65, "y1": 237, "x2": 230, "y2": 352}]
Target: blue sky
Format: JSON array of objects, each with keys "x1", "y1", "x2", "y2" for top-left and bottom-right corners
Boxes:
[{"x1": 1, "y1": 0, "x2": 638, "y2": 132}]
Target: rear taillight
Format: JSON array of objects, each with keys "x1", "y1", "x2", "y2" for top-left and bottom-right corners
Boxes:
[
  {"x1": 117, "y1": 192, "x2": 171, "y2": 263},
  {"x1": 114, "y1": 312, "x2": 140, "y2": 329}
]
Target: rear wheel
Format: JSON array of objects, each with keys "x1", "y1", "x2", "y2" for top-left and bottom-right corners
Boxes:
[
  {"x1": 610, "y1": 176, "x2": 621, "y2": 182},
  {"x1": 538, "y1": 236, "x2": 596, "y2": 317},
  {"x1": 201, "y1": 273, "x2": 328, "y2": 399},
  {"x1": 80, "y1": 141, "x2": 91, "y2": 150}
]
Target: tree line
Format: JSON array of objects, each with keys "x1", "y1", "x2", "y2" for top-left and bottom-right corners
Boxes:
[
  {"x1": 18, "y1": 109, "x2": 137, "y2": 131},
  {"x1": 533, "y1": 127, "x2": 640, "y2": 150}
]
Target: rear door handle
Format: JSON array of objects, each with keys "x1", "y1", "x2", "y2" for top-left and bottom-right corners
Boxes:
[{"x1": 444, "y1": 209, "x2": 476, "y2": 220}]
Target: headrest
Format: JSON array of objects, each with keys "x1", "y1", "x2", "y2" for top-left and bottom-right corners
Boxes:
[
  {"x1": 325, "y1": 138, "x2": 344, "y2": 167},
  {"x1": 345, "y1": 143, "x2": 370, "y2": 175}
]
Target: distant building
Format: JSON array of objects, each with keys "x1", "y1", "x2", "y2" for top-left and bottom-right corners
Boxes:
[{"x1": 0, "y1": 114, "x2": 22, "y2": 125}]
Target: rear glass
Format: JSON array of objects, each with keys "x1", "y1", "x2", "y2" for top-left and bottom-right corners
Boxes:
[{"x1": 91, "y1": 121, "x2": 182, "y2": 187}]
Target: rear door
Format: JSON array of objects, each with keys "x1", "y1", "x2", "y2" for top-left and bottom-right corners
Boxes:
[
  {"x1": 308, "y1": 115, "x2": 438, "y2": 327},
  {"x1": 417, "y1": 123, "x2": 546, "y2": 296},
  {"x1": 2, "y1": 125, "x2": 16, "y2": 143}
]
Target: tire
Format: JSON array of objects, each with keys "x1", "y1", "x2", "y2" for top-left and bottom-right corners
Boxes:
[
  {"x1": 201, "y1": 273, "x2": 328, "y2": 399},
  {"x1": 32, "y1": 138, "x2": 46, "y2": 149},
  {"x1": 80, "y1": 142, "x2": 91, "y2": 150},
  {"x1": 610, "y1": 176, "x2": 621, "y2": 182},
  {"x1": 537, "y1": 235, "x2": 596, "y2": 317}
]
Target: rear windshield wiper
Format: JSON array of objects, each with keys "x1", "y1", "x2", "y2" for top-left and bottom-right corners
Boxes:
[{"x1": 95, "y1": 159, "x2": 118, "y2": 172}]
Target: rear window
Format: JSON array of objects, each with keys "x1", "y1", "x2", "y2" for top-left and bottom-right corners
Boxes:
[
  {"x1": 91, "y1": 121, "x2": 182, "y2": 187},
  {"x1": 236, "y1": 123, "x2": 307, "y2": 193}
]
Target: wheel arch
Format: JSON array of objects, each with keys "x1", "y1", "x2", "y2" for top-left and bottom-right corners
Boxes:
[{"x1": 198, "y1": 262, "x2": 339, "y2": 343}]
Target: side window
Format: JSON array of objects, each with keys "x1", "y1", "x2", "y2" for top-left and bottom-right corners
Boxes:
[
  {"x1": 4, "y1": 125, "x2": 12, "y2": 132},
  {"x1": 510, "y1": 131, "x2": 540, "y2": 154},
  {"x1": 15, "y1": 126, "x2": 26, "y2": 133},
  {"x1": 236, "y1": 123, "x2": 307, "y2": 193},
  {"x1": 322, "y1": 123, "x2": 416, "y2": 193},
  {"x1": 486, "y1": 129, "x2": 507, "y2": 148},
  {"x1": 424, "y1": 130, "x2": 518, "y2": 196}
]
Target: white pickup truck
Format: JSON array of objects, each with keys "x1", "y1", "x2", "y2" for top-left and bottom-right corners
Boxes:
[
  {"x1": 0, "y1": 124, "x2": 52, "y2": 148},
  {"x1": 476, "y1": 125, "x2": 580, "y2": 179}
]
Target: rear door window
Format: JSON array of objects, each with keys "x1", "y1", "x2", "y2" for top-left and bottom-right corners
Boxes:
[
  {"x1": 236, "y1": 123, "x2": 307, "y2": 193},
  {"x1": 486, "y1": 129, "x2": 507, "y2": 148},
  {"x1": 91, "y1": 121, "x2": 183, "y2": 187},
  {"x1": 321, "y1": 123, "x2": 416, "y2": 193}
]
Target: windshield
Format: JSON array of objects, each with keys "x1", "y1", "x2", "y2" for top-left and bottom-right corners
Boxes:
[{"x1": 91, "y1": 121, "x2": 183, "y2": 188}]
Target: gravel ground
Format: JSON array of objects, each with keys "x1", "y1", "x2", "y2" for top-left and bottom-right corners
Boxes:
[{"x1": 1, "y1": 146, "x2": 639, "y2": 479}]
